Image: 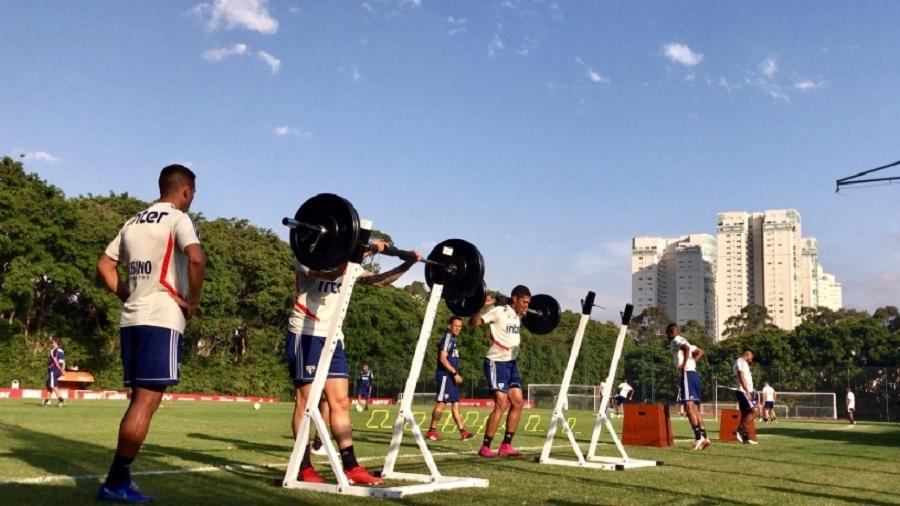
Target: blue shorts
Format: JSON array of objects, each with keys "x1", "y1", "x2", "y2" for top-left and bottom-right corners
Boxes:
[
  {"x1": 764, "y1": 401, "x2": 774, "y2": 410},
  {"x1": 484, "y1": 358, "x2": 521, "y2": 394},
  {"x1": 436, "y1": 371, "x2": 460, "y2": 403},
  {"x1": 286, "y1": 332, "x2": 349, "y2": 385},
  {"x1": 356, "y1": 383, "x2": 372, "y2": 398},
  {"x1": 615, "y1": 395, "x2": 627, "y2": 404},
  {"x1": 736, "y1": 390, "x2": 756, "y2": 411},
  {"x1": 679, "y1": 371, "x2": 702, "y2": 404},
  {"x1": 121, "y1": 325, "x2": 183, "y2": 388},
  {"x1": 46, "y1": 368, "x2": 61, "y2": 389}
]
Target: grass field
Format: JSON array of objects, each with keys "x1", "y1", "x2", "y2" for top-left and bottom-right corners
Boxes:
[{"x1": 1, "y1": 399, "x2": 899, "y2": 505}]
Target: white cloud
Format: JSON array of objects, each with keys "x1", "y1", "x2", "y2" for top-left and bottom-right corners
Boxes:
[
  {"x1": 760, "y1": 56, "x2": 778, "y2": 77},
  {"x1": 202, "y1": 43, "x2": 248, "y2": 62},
  {"x1": 747, "y1": 76, "x2": 789, "y2": 102},
  {"x1": 445, "y1": 16, "x2": 467, "y2": 36},
  {"x1": 339, "y1": 65, "x2": 362, "y2": 82},
  {"x1": 272, "y1": 125, "x2": 310, "y2": 139},
  {"x1": 401, "y1": 0, "x2": 422, "y2": 7},
  {"x1": 575, "y1": 57, "x2": 609, "y2": 84},
  {"x1": 21, "y1": 151, "x2": 61, "y2": 164},
  {"x1": 488, "y1": 33, "x2": 505, "y2": 57},
  {"x1": 663, "y1": 42, "x2": 703, "y2": 66},
  {"x1": 256, "y1": 50, "x2": 281, "y2": 73},
  {"x1": 793, "y1": 79, "x2": 824, "y2": 91},
  {"x1": 360, "y1": 2, "x2": 374, "y2": 13},
  {"x1": 195, "y1": 0, "x2": 278, "y2": 34}
]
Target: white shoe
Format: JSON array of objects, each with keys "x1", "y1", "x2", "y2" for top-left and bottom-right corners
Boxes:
[
  {"x1": 310, "y1": 441, "x2": 327, "y2": 456},
  {"x1": 734, "y1": 431, "x2": 745, "y2": 443},
  {"x1": 746, "y1": 439, "x2": 759, "y2": 445}
]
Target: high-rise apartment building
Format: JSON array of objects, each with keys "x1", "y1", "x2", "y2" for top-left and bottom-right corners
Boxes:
[
  {"x1": 714, "y1": 209, "x2": 841, "y2": 339},
  {"x1": 632, "y1": 234, "x2": 716, "y2": 335}
]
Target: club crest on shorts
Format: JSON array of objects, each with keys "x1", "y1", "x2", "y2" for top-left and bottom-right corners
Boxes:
[{"x1": 306, "y1": 365, "x2": 316, "y2": 375}]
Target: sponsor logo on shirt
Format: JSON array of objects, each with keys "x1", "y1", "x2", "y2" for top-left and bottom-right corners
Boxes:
[
  {"x1": 126, "y1": 210, "x2": 170, "y2": 226},
  {"x1": 317, "y1": 280, "x2": 342, "y2": 294}
]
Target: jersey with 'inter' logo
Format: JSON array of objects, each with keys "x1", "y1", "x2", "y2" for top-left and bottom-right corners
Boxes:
[
  {"x1": 288, "y1": 261, "x2": 345, "y2": 337},
  {"x1": 482, "y1": 304, "x2": 521, "y2": 361},
  {"x1": 437, "y1": 331, "x2": 459, "y2": 371},
  {"x1": 104, "y1": 202, "x2": 200, "y2": 333}
]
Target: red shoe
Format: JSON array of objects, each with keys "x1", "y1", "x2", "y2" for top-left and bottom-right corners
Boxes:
[
  {"x1": 345, "y1": 466, "x2": 384, "y2": 485},
  {"x1": 459, "y1": 430, "x2": 475, "y2": 440},
  {"x1": 425, "y1": 430, "x2": 441, "y2": 441},
  {"x1": 478, "y1": 445, "x2": 498, "y2": 458},
  {"x1": 298, "y1": 467, "x2": 325, "y2": 483},
  {"x1": 498, "y1": 443, "x2": 524, "y2": 457}
]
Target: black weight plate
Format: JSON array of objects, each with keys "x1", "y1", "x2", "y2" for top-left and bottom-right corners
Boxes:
[
  {"x1": 425, "y1": 238, "x2": 484, "y2": 300},
  {"x1": 446, "y1": 281, "x2": 485, "y2": 317},
  {"x1": 289, "y1": 193, "x2": 361, "y2": 271},
  {"x1": 523, "y1": 294, "x2": 561, "y2": 335}
]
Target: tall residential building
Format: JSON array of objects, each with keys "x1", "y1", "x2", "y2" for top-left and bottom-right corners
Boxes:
[
  {"x1": 632, "y1": 234, "x2": 716, "y2": 335},
  {"x1": 714, "y1": 209, "x2": 841, "y2": 339}
]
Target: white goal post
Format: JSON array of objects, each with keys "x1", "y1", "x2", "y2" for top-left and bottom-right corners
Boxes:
[
  {"x1": 528, "y1": 384, "x2": 603, "y2": 412},
  {"x1": 714, "y1": 386, "x2": 837, "y2": 420}
]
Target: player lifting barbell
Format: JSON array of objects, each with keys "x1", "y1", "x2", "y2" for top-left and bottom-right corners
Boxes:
[
  {"x1": 281, "y1": 193, "x2": 486, "y2": 485},
  {"x1": 466, "y1": 282, "x2": 561, "y2": 458}
]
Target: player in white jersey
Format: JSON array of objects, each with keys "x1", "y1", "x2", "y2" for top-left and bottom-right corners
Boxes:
[
  {"x1": 846, "y1": 387, "x2": 856, "y2": 425},
  {"x1": 732, "y1": 349, "x2": 758, "y2": 444},
  {"x1": 95, "y1": 165, "x2": 206, "y2": 503},
  {"x1": 761, "y1": 382, "x2": 777, "y2": 423},
  {"x1": 666, "y1": 323, "x2": 711, "y2": 450},
  {"x1": 613, "y1": 380, "x2": 634, "y2": 416},
  {"x1": 470, "y1": 285, "x2": 531, "y2": 458},
  {"x1": 288, "y1": 241, "x2": 420, "y2": 485}
]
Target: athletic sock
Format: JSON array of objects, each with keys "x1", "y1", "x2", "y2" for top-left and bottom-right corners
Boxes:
[
  {"x1": 692, "y1": 426, "x2": 702, "y2": 441},
  {"x1": 482, "y1": 435, "x2": 493, "y2": 448},
  {"x1": 502, "y1": 431, "x2": 515, "y2": 445},
  {"x1": 699, "y1": 427, "x2": 708, "y2": 440},
  {"x1": 105, "y1": 453, "x2": 134, "y2": 488},
  {"x1": 300, "y1": 445, "x2": 313, "y2": 470},
  {"x1": 340, "y1": 445, "x2": 360, "y2": 470}
]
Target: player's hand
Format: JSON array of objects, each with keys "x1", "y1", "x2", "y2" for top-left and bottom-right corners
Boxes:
[
  {"x1": 454, "y1": 374, "x2": 463, "y2": 385},
  {"x1": 408, "y1": 250, "x2": 422, "y2": 262},
  {"x1": 170, "y1": 294, "x2": 199, "y2": 320},
  {"x1": 677, "y1": 364, "x2": 684, "y2": 372},
  {"x1": 370, "y1": 240, "x2": 389, "y2": 253}
]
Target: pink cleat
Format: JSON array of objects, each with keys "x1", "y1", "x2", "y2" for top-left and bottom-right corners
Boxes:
[
  {"x1": 478, "y1": 445, "x2": 498, "y2": 458},
  {"x1": 498, "y1": 443, "x2": 524, "y2": 457}
]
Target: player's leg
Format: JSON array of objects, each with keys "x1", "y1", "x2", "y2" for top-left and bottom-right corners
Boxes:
[
  {"x1": 99, "y1": 326, "x2": 180, "y2": 502},
  {"x1": 323, "y1": 377, "x2": 382, "y2": 484},
  {"x1": 427, "y1": 401, "x2": 446, "y2": 440},
  {"x1": 451, "y1": 403, "x2": 473, "y2": 439},
  {"x1": 310, "y1": 399, "x2": 329, "y2": 456},
  {"x1": 481, "y1": 358, "x2": 512, "y2": 457},
  {"x1": 499, "y1": 387, "x2": 525, "y2": 456}
]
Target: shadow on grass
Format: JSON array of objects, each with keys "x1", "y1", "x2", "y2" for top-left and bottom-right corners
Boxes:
[
  {"x1": 0, "y1": 423, "x2": 322, "y2": 505},
  {"x1": 187, "y1": 432, "x2": 286, "y2": 458},
  {"x1": 763, "y1": 485, "x2": 900, "y2": 506}
]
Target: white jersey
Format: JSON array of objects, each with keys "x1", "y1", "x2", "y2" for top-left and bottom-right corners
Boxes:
[
  {"x1": 669, "y1": 335, "x2": 697, "y2": 372},
  {"x1": 104, "y1": 202, "x2": 200, "y2": 332},
  {"x1": 762, "y1": 385, "x2": 775, "y2": 402},
  {"x1": 846, "y1": 392, "x2": 855, "y2": 410},
  {"x1": 732, "y1": 357, "x2": 754, "y2": 395},
  {"x1": 617, "y1": 382, "x2": 633, "y2": 398},
  {"x1": 288, "y1": 262, "x2": 345, "y2": 337},
  {"x1": 482, "y1": 304, "x2": 522, "y2": 361}
]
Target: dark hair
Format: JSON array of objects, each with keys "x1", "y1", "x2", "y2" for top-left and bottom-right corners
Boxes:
[
  {"x1": 448, "y1": 315, "x2": 463, "y2": 324},
  {"x1": 511, "y1": 285, "x2": 531, "y2": 298},
  {"x1": 666, "y1": 323, "x2": 679, "y2": 333},
  {"x1": 159, "y1": 164, "x2": 196, "y2": 196},
  {"x1": 51, "y1": 337, "x2": 62, "y2": 346}
]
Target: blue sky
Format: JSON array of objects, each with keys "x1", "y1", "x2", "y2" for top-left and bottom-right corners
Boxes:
[{"x1": 3, "y1": 1, "x2": 899, "y2": 321}]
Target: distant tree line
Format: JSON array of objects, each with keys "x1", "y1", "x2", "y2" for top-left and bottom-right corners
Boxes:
[{"x1": 1, "y1": 157, "x2": 897, "y2": 417}]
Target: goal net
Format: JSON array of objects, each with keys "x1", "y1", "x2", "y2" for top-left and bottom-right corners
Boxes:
[
  {"x1": 396, "y1": 392, "x2": 436, "y2": 406},
  {"x1": 527, "y1": 384, "x2": 602, "y2": 412},
  {"x1": 777, "y1": 392, "x2": 837, "y2": 419}
]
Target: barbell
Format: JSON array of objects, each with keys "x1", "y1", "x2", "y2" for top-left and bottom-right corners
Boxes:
[
  {"x1": 445, "y1": 285, "x2": 561, "y2": 334},
  {"x1": 282, "y1": 193, "x2": 485, "y2": 300}
]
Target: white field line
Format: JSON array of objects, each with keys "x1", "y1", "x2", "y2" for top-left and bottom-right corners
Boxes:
[{"x1": 0, "y1": 443, "x2": 579, "y2": 486}]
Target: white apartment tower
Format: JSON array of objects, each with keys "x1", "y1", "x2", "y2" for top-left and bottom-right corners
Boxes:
[
  {"x1": 714, "y1": 209, "x2": 841, "y2": 339},
  {"x1": 632, "y1": 235, "x2": 716, "y2": 335}
]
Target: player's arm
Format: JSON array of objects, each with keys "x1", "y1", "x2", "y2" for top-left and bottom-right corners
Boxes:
[
  {"x1": 678, "y1": 343, "x2": 690, "y2": 371},
  {"x1": 469, "y1": 295, "x2": 496, "y2": 327},
  {"x1": 183, "y1": 243, "x2": 206, "y2": 311},
  {"x1": 692, "y1": 346, "x2": 705, "y2": 361},
  {"x1": 438, "y1": 350, "x2": 460, "y2": 377},
  {"x1": 738, "y1": 368, "x2": 751, "y2": 394},
  {"x1": 358, "y1": 241, "x2": 419, "y2": 287},
  {"x1": 97, "y1": 254, "x2": 130, "y2": 302}
]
